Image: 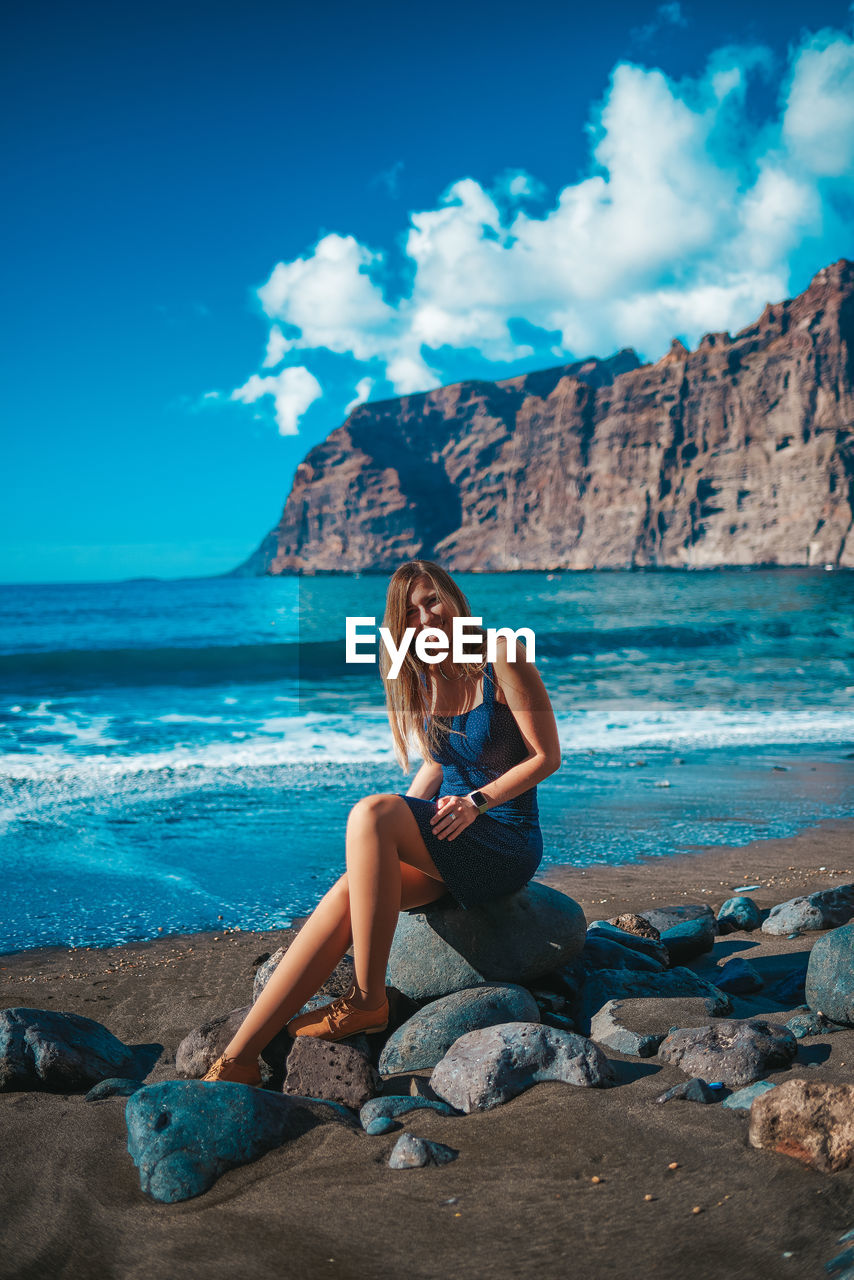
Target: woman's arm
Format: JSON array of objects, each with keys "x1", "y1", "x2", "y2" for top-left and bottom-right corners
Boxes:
[
  {"x1": 434, "y1": 636, "x2": 560, "y2": 837},
  {"x1": 406, "y1": 758, "x2": 443, "y2": 800}
]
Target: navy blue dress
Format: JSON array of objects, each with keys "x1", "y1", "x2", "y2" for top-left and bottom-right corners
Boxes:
[{"x1": 399, "y1": 662, "x2": 543, "y2": 909}]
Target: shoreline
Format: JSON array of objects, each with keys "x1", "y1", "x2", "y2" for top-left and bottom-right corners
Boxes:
[{"x1": 2, "y1": 812, "x2": 852, "y2": 967}]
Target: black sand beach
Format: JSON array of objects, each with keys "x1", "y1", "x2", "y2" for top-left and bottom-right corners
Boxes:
[{"x1": 2, "y1": 819, "x2": 853, "y2": 1280}]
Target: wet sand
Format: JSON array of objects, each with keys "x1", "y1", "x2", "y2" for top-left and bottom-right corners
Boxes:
[{"x1": 1, "y1": 818, "x2": 853, "y2": 1280}]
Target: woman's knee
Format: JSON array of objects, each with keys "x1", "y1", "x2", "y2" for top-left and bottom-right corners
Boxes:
[{"x1": 347, "y1": 793, "x2": 402, "y2": 830}]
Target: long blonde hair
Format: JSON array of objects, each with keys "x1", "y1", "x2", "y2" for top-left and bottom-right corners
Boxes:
[{"x1": 380, "y1": 560, "x2": 487, "y2": 773}]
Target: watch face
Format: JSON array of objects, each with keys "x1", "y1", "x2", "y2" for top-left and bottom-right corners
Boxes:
[{"x1": 471, "y1": 791, "x2": 487, "y2": 808}]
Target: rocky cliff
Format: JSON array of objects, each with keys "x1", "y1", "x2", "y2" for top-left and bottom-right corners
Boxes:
[{"x1": 235, "y1": 260, "x2": 854, "y2": 573}]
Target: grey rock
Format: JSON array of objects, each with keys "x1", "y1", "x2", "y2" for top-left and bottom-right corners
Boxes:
[
  {"x1": 722, "y1": 1080, "x2": 777, "y2": 1111},
  {"x1": 175, "y1": 1006, "x2": 252, "y2": 1079},
  {"x1": 641, "y1": 904, "x2": 717, "y2": 934},
  {"x1": 386, "y1": 883, "x2": 587, "y2": 1001},
  {"x1": 388, "y1": 1134, "x2": 459, "y2": 1169},
  {"x1": 430, "y1": 1022, "x2": 613, "y2": 1113},
  {"x1": 582, "y1": 936, "x2": 665, "y2": 974},
  {"x1": 586, "y1": 922, "x2": 669, "y2": 967},
  {"x1": 541, "y1": 1012, "x2": 577, "y2": 1033},
  {"x1": 534, "y1": 958, "x2": 586, "y2": 1004},
  {"x1": 655, "y1": 1078, "x2": 720, "y2": 1104},
  {"x1": 805, "y1": 921, "x2": 854, "y2": 1026},
  {"x1": 762, "y1": 884, "x2": 854, "y2": 936},
  {"x1": 716, "y1": 896, "x2": 762, "y2": 933},
  {"x1": 283, "y1": 1037, "x2": 381, "y2": 1109},
  {"x1": 0, "y1": 1008, "x2": 156, "y2": 1093},
  {"x1": 826, "y1": 1247, "x2": 854, "y2": 1279},
  {"x1": 254, "y1": 944, "x2": 355, "y2": 1005},
  {"x1": 579, "y1": 966, "x2": 732, "y2": 1032},
  {"x1": 658, "y1": 1019, "x2": 798, "y2": 1088},
  {"x1": 125, "y1": 1080, "x2": 357, "y2": 1202},
  {"x1": 660, "y1": 916, "x2": 717, "y2": 964},
  {"x1": 715, "y1": 957, "x2": 764, "y2": 995},
  {"x1": 85, "y1": 1077, "x2": 145, "y2": 1101},
  {"x1": 589, "y1": 1000, "x2": 666, "y2": 1058},
  {"x1": 359, "y1": 1095, "x2": 458, "y2": 1131},
  {"x1": 785, "y1": 1010, "x2": 844, "y2": 1039},
  {"x1": 378, "y1": 984, "x2": 539, "y2": 1074}
]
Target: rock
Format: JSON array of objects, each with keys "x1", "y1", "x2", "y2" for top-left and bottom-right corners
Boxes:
[
  {"x1": 540, "y1": 1012, "x2": 577, "y2": 1033},
  {"x1": 388, "y1": 1134, "x2": 459, "y2": 1169},
  {"x1": 85, "y1": 1077, "x2": 144, "y2": 1101},
  {"x1": 715, "y1": 957, "x2": 764, "y2": 995},
  {"x1": 587, "y1": 922, "x2": 668, "y2": 967},
  {"x1": 722, "y1": 1081, "x2": 777, "y2": 1111},
  {"x1": 589, "y1": 1001, "x2": 666, "y2": 1058},
  {"x1": 749, "y1": 1078, "x2": 854, "y2": 1172},
  {"x1": 175, "y1": 1006, "x2": 252, "y2": 1079},
  {"x1": 365, "y1": 1116, "x2": 396, "y2": 1136},
  {"x1": 716, "y1": 896, "x2": 762, "y2": 933},
  {"x1": 359, "y1": 1095, "x2": 458, "y2": 1131},
  {"x1": 254, "y1": 943, "x2": 355, "y2": 1005},
  {"x1": 125, "y1": 1080, "x2": 357, "y2": 1202},
  {"x1": 609, "y1": 913, "x2": 660, "y2": 941},
  {"x1": 655, "y1": 1078, "x2": 720, "y2": 1104},
  {"x1": 805, "y1": 922, "x2": 854, "y2": 1026},
  {"x1": 430, "y1": 1023, "x2": 613, "y2": 1113},
  {"x1": 579, "y1": 966, "x2": 732, "y2": 1032},
  {"x1": 641, "y1": 904, "x2": 717, "y2": 934},
  {"x1": 378, "y1": 984, "x2": 539, "y2": 1074},
  {"x1": 582, "y1": 936, "x2": 665, "y2": 974},
  {"x1": 529, "y1": 989, "x2": 573, "y2": 1018},
  {"x1": 658, "y1": 1020, "x2": 797, "y2": 1088},
  {"x1": 283, "y1": 1037, "x2": 381, "y2": 1110},
  {"x1": 0, "y1": 1008, "x2": 156, "y2": 1093},
  {"x1": 785, "y1": 1010, "x2": 844, "y2": 1039},
  {"x1": 386, "y1": 883, "x2": 587, "y2": 1001},
  {"x1": 762, "y1": 885, "x2": 854, "y2": 936},
  {"x1": 660, "y1": 916, "x2": 717, "y2": 964}
]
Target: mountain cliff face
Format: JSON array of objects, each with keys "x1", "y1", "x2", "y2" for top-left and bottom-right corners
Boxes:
[{"x1": 235, "y1": 260, "x2": 854, "y2": 573}]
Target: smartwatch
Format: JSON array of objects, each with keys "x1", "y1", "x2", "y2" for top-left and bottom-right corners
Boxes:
[{"x1": 469, "y1": 790, "x2": 489, "y2": 815}]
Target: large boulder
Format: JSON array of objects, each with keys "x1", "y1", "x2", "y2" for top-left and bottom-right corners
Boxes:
[
  {"x1": 749, "y1": 1079, "x2": 854, "y2": 1172},
  {"x1": 430, "y1": 1023, "x2": 613, "y2": 1113},
  {"x1": 125, "y1": 1080, "x2": 357, "y2": 1202},
  {"x1": 386, "y1": 884, "x2": 586, "y2": 1001},
  {"x1": 0, "y1": 1008, "x2": 157, "y2": 1092},
  {"x1": 805, "y1": 922, "x2": 854, "y2": 1026},
  {"x1": 254, "y1": 945, "x2": 355, "y2": 1004},
  {"x1": 714, "y1": 957, "x2": 764, "y2": 995},
  {"x1": 579, "y1": 966, "x2": 732, "y2": 1032},
  {"x1": 589, "y1": 995, "x2": 721, "y2": 1059},
  {"x1": 378, "y1": 984, "x2": 539, "y2": 1074},
  {"x1": 762, "y1": 885, "x2": 854, "y2": 936},
  {"x1": 283, "y1": 1037, "x2": 380, "y2": 1109},
  {"x1": 657, "y1": 1020, "x2": 797, "y2": 1088}
]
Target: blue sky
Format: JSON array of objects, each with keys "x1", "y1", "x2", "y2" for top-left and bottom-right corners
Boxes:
[{"x1": 3, "y1": 0, "x2": 853, "y2": 584}]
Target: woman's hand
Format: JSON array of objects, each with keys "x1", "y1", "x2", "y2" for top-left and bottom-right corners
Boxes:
[{"x1": 430, "y1": 793, "x2": 479, "y2": 841}]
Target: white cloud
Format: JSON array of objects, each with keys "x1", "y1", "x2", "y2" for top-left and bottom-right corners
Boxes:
[
  {"x1": 345, "y1": 377, "x2": 375, "y2": 415},
  {"x1": 231, "y1": 366, "x2": 322, "y2": 435},
  {"x1": 228, "y1": 22, "x2": 854, "y2": 428}
]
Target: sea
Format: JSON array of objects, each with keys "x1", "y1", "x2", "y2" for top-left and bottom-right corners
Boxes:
[{"x1": 2, "y1": 569, "x2": 853, "y2": 953}]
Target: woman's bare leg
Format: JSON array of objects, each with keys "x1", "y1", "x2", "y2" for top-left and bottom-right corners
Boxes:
[
  {"x1": 344, "y1": 794, "x2": 446, "y2": 1009},
  {"x1": 219, "y1": 800, "x2": 446, "y2": 1062}
]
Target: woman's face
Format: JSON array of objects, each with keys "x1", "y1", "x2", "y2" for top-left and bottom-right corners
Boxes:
[{"x1": 404, "y1": 576, "x2": 454, "y2": 639}]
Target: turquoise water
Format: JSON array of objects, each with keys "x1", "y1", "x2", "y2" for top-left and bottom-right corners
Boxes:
[{"x1": 1, "y1": 569, "x2": 853, "y2": 951}]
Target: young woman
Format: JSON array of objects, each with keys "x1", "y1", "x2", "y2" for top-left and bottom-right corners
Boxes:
[{"x1": 202, "y1": 560, "x2": 561, "y2": 1083}]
